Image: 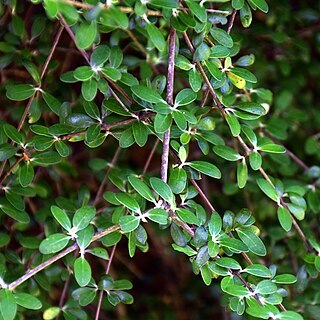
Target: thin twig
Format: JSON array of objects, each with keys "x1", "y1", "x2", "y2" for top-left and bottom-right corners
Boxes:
[
  {"x1": 161, "y1": 27, "x2": 176, "y2": 183},
  {"x1": 95, "y1": 245, "x2": 117, "y2": 320},
  {"x1": 227, "y1": 10, "x2": 237, "y2": 34},
  {"x1": 93, "y1": 147, "x2": 121, "y2": 206},
  {"x1": 8, "y1": 225, "x2": 120, "y2": 291},
  {"x1": 262, "y1": 128, "x2": 309, "y2": 171},
  {"x1": 0, "y1": 156, "x2": 24, "y2": 187},
  {"x1": 143, "y1": 139, "x2": 159, "y2": 175},
  {"x1": 40, "y1": 24, "x2": 64, "y2": 79}
]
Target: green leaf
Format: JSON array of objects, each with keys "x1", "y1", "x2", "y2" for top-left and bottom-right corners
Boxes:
[
  {"x1": 277, "y1": 206, "x2": 292, "y2": 232},
  {"x1": 6, "y1": 84, "x2": 35, "y2": 101},
  {"x1": 255, "y1": 280, "x2": 277, "y2": 294},
  {"x1": 236, "y1": 102, "x2": 265, "y2": 115},
  {"x1": 194, "y1": 43, "x2": 211, "y2": 62},
  {"x1": 128, "y1": 176, "x2": 155, "y2": 202},
  {"x1": 244, "y1": 264, "x2": 272, "y2": 278},
  {"x1": 169, "y1": 167, "x2": 187, "y2": 194},
  {"x1": 108, "y1": 6, "x2": 129, "y2": 28},
  {"x1": 287, "y1": 203, "x2": 305, "y2": 220},
  {"x1": 230, "y1": 67, "x2": 257, "y2": 83},
  {"x1": 74, "y1": 257, "x2": 92, "y2": 287},
  {"x1": 132, "y1": 121, "x2": 148, "y2": 147},
  {"x1": 0, "y1": 143, "x2": 17, "y2": 161},
  {"x1": 205, "y1": 60, "x2": 222, "y2": 80},
  {"x1": 42, "y1": 92, "x2": 61, "y2": 114},
  {"x1": 101, "y1": 67, "x2": 121, "y2": 81},
  {"x1": 119, "y1": 215, "x2": 140, "y2": 233},
  {"x1": 90, "y1": 45, "x2": 110, "y2": 67},
  {"x1": 81, "y1": 79, "x2": 97, "y2": 102},
  {"x1": 208, "y1": 212, "x2": 222, "y2": 238},
  {"x1": 174, "y1": 89, "x2": 197, "y2": 107},
  {"x1": 237, "y1": 159, "x2": 248, "y2": 189},
  {"x1": 39, "y1": 233, "x2": 71, "y2": 254},
  {"x1": 146, "y1": 22, "x2": 166, "y2": 52},
  {"x1": 115, "y1": 193, "x2": 140, "y2": 213},
  {"x1": 210, "y1": 45, "x2": 230, "y2": 58},
  {"x1": 76, "y1": 226, "x2": 94, "y2": 251},
  {"x1": 249, "y1": 151, "x2": 262, "y2": 170},
  {"x1": 189, "y1": 161, "x2": 221, "y2": 179},
  {"x1": 83, "y1": 101, "x2": 100, "y2": 120},
  {"x1": 131, "y1": 85, "x2": 164, "y2": 103},
  {"x1": 256, "y1": 178, "x2": 279, "y2": 202},
  {"x1": 72, "y1": 206, "x2": 96, "y2": 231},
  {"x1": 55, "y1": 140, "x2": 71, "y2": 157},
  {"x1": 3, "y1": 123, "x2": 23, "y2": 145},
  {"x1": 189, "y1": 68, "x2": 202, "y2": 92},
  {"x1": 216, "y1": 257, "x2": 241, "y2": 270},
  {"x1": 119, "y1": 127, "x2": 135, "y2": 148},
  {"x1": 259, "y1": 144, "x2": 286, "y2": 153},
  {"x1": 226, "y1": 112, "x2": 241, "y2": 137},
  {"x1": 237, "y1": 228, "x2": 266, "y2": 256},
  {"x1": 154, "y1": 113, "x2": 172, "y2": 133},
  {"x1": 210, "y1": 28, "x2": 234, "y2": 48},
  {"x1": 87, "y1": 247, "x2": 109, "y2": 260},
  {"x1": 148, "y1": 208, "x2": 168, "y2": 225},
  {"x1": 172, "y1": 244, "x2": 197, "y2": 256},
  {"x1": 249, "y1": 0, "x2": 269, "y2": 13},
  {"x1": 73, "y1": 66, "x2": 94, "y2": 81},
  {"x1": 0, "y1": 200, "x2": 30, "y2": 224},
  {"x1": 149, "y1": 0, "x2": 178, "y2": 9},
  {"x1": 273, "y1": 274, "x2": 297, "y2": 284},
  {"x1": 43, "y1": 306, "x2": 60, "y2": 319},
  {"x1": 213, "y1": 145, "x2": 242, "y2": 161},
  {"x1": 185, "y1": 0, "x2": 207, "y2": 22},
  {"x1": 172, "y1": 111, "x2": 187, "y2": 131},
  {"x1": 280, "y1": 311, "x2": 304, "y2": 320},
  {"x1": 0, "y1": 289, "x2": 17, "y2": 320},
  {"x1": 176, "y1": 208, "x2": 199, "y2": 225},
  {"x1": 51, "y1": 205, "x2": 71, "y2": 231},
  {"x1": 246, "y1": 298, "x2": 279, "y2": 319},
  {"x1": 150, "y1": 177, "x2": 175, "y2": 204},
  {"x1": 31, "y1": 151, "x2": 61, "y2": 166},
  {"x1": 222, "y1": 283, "x2": 250, "y2": 297},
  {"x1": 15, "y1": 293, "x2": 42, "y2": 310},
  {"x1": 76, "y1": 21, "x2": 97, "y2": 50},
  {"x1": 232, "y1": 0, "x2": 244, "y2": 10}
]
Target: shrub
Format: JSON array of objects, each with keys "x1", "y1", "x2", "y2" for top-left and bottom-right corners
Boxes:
[{"x1": 0, "y1": 0, "x2": 319, "y2": 319}]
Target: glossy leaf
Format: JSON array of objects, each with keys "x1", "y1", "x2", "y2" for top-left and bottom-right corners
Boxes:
[{"x1": 39, "y1": 233, "x2": 71, "y2": 254}]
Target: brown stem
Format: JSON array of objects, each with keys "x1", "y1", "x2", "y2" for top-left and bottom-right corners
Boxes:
[
  {"x1": 0, "y1": 156, "x2": 24, "y2": 187},
  {"x1": 95, "y1": 245, "x2": 117, "y2": 320},
  {"x1": 143, "y1": 139, "x2": 159, "y2": 175},
  {"x1": 40, "y1": 24, "x2": 64, "y2": 79},
  {"x1": 227, "y1": 10, "x2": 237, "y2": 34},
  {"x1": 93, "y1": 147, "x2": 121, "y2": 206},
  {"x1": 8, "y1": 225, "x2": 120, "y2": 291},
  {"x1": 161, "y1": 27, "x2": 176, "y2": 183}
]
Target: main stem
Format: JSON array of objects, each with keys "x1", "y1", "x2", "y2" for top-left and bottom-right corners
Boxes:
[{"x1": 161, "y1": 27, "x2": 176, "y2": 183}]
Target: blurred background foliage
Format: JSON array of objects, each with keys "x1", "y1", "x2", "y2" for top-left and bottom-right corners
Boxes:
[{"x1": 0, "y1": 0, "x2": 320, "y2": 319}]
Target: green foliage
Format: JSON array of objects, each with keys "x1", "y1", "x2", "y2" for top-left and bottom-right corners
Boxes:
[{"x1": 0, "y1": 0, "x2": 319, "y2": 319}]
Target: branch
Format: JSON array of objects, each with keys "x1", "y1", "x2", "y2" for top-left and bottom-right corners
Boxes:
[
  {"x1": 161, "y1": 27, "x2": 176, "y2": 183},
  {"x1": 8, "y1": 225, "x2": 120, "y2": 291}
]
